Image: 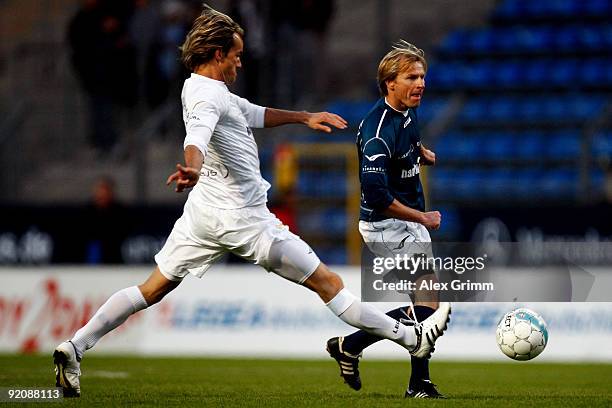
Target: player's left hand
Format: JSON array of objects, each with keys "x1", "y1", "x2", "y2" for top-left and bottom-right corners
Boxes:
[
  {"x1": 420, "y1": 145, "x2": 436, "y2": 165},
  {"x1": 306, "y1": 112, "x2": 348, "y2": 133}
]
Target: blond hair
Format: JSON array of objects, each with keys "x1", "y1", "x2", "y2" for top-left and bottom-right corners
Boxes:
[
  {"x1": 180, "y1": 4, "x2": 244, "y2": 71},
  {"x1": 377, "y1": 40, "x2": 427, "y2": 96}
]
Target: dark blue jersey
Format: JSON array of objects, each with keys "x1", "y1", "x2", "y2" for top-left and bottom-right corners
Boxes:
[{"x1": 357, "y1": 98, "x2": 425, "y2": 222}]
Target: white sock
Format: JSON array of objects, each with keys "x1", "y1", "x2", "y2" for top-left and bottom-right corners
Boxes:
[
  {"x1": 71, "y1": 286, "x2": 148, "y2": 359},
  {"x1": 326, "y1": 288, "x2": 416, "y2": 350}
]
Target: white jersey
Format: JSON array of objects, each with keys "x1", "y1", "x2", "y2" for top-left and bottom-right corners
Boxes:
[{"x1": 181, "y1": 73, "x2": 269, "y2": 209}]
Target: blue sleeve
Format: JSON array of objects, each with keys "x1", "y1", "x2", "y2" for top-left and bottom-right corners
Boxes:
[{"x1": 361, "y1": 138, "x2": 394, "y2": 211}]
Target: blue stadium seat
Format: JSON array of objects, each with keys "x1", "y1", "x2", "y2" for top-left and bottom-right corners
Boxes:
[
  {"x1": 545, "y1": 131, "x2": 582, "y2": 159},
  {"x1": 315, "y1": 247, "x2": 346, "y2": 265},
  {"x1": 454, "y1": 169, "x2": 486, "y2": 199},
  {"x1": 512, "y1": 169, "x2": 543, "y2": 198},
  {"x1": 538, "y1": 169, "x2": 578, "y2": 197},
  {"x1": 324, "y1": 209, "x2": 348, "y2": 234},
  {"x1": 436, "y1": 133, "x2": 481, "y2": 160},
  {"x1": 326, "y1": 100, "x2": 375, "y2": 127},
  {"x1": 469, "y1": 30, "x2": 496, "y2": 53},
  {"x1": 481, "y1": 133, "x2": 515, "y2": 159},
  {"x1": 298, "y1": 172, "x2": 346, "y2": 198},
  {"x1": 297, "y1": 209, "x2": 346, "y2": 236},
  {"x1": 481, "y1": 169, "x2": 515, "y2": 197},
  {"x1": 591, "y1": 168, "x2": 606, "y2": 194},
  {"x1": 583, "y1": 59, "x2": 610, "y2": 85},
  {"x1": 489, "y1": 98, "x2": 515, "y2": 121},
  {"x1": 515, "y1": 132, "x2": 544, "y2": 160},
  {"x1": 439, "y1": 29, "x2": 469, "y2": 54},
  {"x1": 430, "y1": 168, "x2": 459, "y2": 200},
  {"x1": 592, "y1": 132, "x2": 612, "y2": 158},
  {"x1": 416, "y1": 97, "x2": 448, "y2": 124}
]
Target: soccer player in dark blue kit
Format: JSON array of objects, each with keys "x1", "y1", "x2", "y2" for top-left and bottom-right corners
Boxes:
[{"x1": 326, "y1": 40, "x2": 450, "y2": 399}]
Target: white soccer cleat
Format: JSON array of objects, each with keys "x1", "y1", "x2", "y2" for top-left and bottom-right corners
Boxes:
[
  {"x1": 53, "y1": 341, "x2": 81, "y2": 397},
  {"x1": 409, "y1": 302, "x2": 451, "y2": 359}
]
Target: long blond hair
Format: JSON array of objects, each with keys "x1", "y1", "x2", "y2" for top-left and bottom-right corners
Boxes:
[
  {"x1": 180, "y1": 4, "x2": 244, "y2": 71},
  {"x1": 377, "y1": 40, "x2": 427, "y2": 96}
]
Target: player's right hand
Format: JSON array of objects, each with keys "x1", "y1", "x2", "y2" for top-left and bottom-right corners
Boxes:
[
  {"x1": 166, "y1": 164, "x2": 200, "y2": 193},
  {"x1": 421, "y1": 211, "x2": 441, "y2": 230}
]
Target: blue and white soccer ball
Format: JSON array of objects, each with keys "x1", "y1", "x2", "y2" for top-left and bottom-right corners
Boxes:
[{"x1": 496, "y1": 308, "x2": 548, "y2": 361}]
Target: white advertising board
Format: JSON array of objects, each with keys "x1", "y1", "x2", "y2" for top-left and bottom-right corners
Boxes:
[{"x1": 1, "y1": 266, "x2": 612, "y2": 361}]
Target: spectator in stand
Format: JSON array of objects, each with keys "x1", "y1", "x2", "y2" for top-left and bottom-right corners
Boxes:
[
  {"x1": 68, "y1": 0, "x2": 138, "y2": 157},
  {"x1": 85, "y1": 176, "x2": 125, "y2": 264}
]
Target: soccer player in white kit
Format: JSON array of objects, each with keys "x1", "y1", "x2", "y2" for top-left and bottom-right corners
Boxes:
[{"x1": 53, "y1": 6, "x2": 450, "y2": 397}]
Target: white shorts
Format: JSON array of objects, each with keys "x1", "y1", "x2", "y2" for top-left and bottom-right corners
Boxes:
[
  {"x1": 359, "y1": 218, "x2": 434, "y2": 302},
  {"x1": 359, "y1": 218, "x2": 433, "y2": 261},
  {"x1": 154, "y1": 200, "x2": 320, "y2": 283}
]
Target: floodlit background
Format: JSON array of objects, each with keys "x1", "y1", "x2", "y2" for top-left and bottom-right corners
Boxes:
[{"x1": 0, "y1": 0, "x2": 611, "y2": 360}]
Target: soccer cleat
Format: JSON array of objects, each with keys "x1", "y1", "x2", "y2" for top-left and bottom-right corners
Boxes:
[
  {"x1": 409, "y1": 302, "x2": 451, "y2": 359},
  {"x1": 53, "y1": 341, "x2": 81, "y2": 397},
  {"x1": 405, "y1": 379, "x2": 447, "y2": 399},
  {"x1": 326, "y1": 337, "x2": 362, "y2": 391}
]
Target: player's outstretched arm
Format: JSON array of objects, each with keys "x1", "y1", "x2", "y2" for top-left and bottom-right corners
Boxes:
[
  {"x1": 166, "y1": 145, "x2": 203, "y2": 193},
  {"x1": 264, "y1": 108, "x2": 348, "y2": 132}
]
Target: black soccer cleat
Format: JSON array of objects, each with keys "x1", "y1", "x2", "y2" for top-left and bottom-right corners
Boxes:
[
  {"x1": 326, "y1": 337, "x2": 362, "y2": 391},
  {"x1": 405, "y1": 379, "x2": 447, "y2": 399}
]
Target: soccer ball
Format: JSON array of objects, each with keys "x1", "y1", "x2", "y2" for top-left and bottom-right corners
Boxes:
[{"x1": 496, "y1": 308, "x2": 548, "y2": 361}]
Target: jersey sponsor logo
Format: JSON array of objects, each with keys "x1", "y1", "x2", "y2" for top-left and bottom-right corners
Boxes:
[
  {"x1": 201, "y1": 162, "x2": 230, "y2": 178},
  {"x1": 401, "y1": 163, "x2": 420, "y2": 178},
  {"x1": 362, "y1": 166, "x2": 385, "y2": 174},
  {"x1": 404, "y1": 117, "x2": 412, "y2": 128},
  {"x1": 364, "y1": 153, "x2": 386, "y2": 162}
]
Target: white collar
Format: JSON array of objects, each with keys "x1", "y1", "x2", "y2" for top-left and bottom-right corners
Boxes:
[{"x1": 384, "y1": 98, "x2": 410, "y2": 117}]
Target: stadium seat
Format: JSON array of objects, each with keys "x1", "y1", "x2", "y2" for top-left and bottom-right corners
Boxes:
[
  {"x1": 435, "y1": 133, "x2": 481, "y2": 160},
  {"x1": 592, "y1": 132, "x2": 612, "y2": 158},
  {"x1": 538, "y1": 169, "x2": 578, "y2": 197},
  {"x1": 454, "y1": 169, "x2": 486, "y2": 199},
  {"x1": 326, "y1": 100, "x2": 375, "y2": 127},
  {"x1": 545, "y1": 131, "x2": 582, "y2": 160},
  {"x1": 512, "y1": 169, "x2": 543, "y2": 199},
  {"x1": 430, "y1": 168, "x2": 458, "y2": 200},
  {"x1": 481, "y1": 169, "x2": 515, "y2": 198},
  {"x1": 481, "y1": 133, "x2": 515, "y2": 159},
  {"x1": 515, "y1": 132, "x2": 545, "y2": 160}
]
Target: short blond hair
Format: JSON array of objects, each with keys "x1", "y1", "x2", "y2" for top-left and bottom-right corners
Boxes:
[
  {"x1": 180, "y1": 4, "x2": 244, "y2": 71},
  {"x1": 377, "y1": 40, "x2": 427, "y2": 96}
]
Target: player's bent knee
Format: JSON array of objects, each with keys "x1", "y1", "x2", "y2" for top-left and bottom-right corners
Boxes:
[
  {"x1": 303, "y1": 263, "x2": 344, "y2": 302},
  {"x1": 138, "y1": 267, "x2": 180, "y2": 305}
]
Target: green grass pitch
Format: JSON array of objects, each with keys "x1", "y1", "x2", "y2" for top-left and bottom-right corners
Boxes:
[{"x1": 2, "y1": 355, "x2": 611, "y2": 407}]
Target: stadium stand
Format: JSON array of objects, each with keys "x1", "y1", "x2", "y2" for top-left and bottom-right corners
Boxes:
[
  {"x1": 426, "y1": 0, "x2": 611, "y2": 205},
  {"x1": 293, "y1": 0, "x2": 611, "y2": 259}
]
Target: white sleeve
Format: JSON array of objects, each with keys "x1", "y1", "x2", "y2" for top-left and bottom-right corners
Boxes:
[
  {"x1": 183, "y1": 91, "x2": 227, "y2": 156},
  {"x1": 230, "y1": 94, "x2": 266, "y2": 128}
]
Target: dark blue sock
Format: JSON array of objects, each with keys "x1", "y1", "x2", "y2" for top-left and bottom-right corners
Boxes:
[
  {"x1": 342, "y1": 306, "x2": 410, "y2": 355},
  {"x1": 409, "y1": 305, "x2": 435, "y2": 386}
]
